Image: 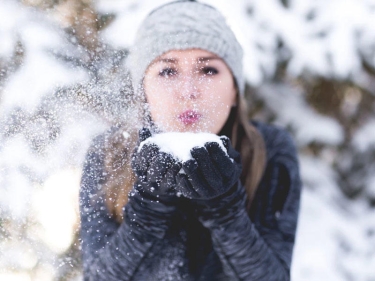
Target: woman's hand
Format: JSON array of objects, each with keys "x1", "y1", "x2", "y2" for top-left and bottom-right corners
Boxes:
[
  {"x1": 126, "y1": 128, "x2": 181, "y2": 239},
  {"x1": 131, "y1": 128, "x2": 181, "y2": 201},
  {"x1": 176, "y1": 136, "x2": 242, "y2": 200}
]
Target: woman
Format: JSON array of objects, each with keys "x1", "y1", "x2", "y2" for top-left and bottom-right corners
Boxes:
[{"x1": 79, "y1": 1, "x2": 302, "y2": 280}]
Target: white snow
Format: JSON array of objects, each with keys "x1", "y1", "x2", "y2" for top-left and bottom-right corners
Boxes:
[
  {"x1": 139, "y1": 132, "x2": 226, "y2": 162},
  {"x1": 1, "y1": 0, "x2": 375, "y2": 280},
  {"x1": 0, "y1": 20, "x2": 88, "y2": 112},
  {"x1": 32, "y1": 169, "x2": 80, "y2": 254},
  {"x1": 257, "y1": 83, "x2": 344, "y2": 146},
  {"x1": 352, "y1": 119, "x2": 375, "y2": 152},
  {"x1": 292, "y1": 187, "x2": 375, "y2": 281},
  {"x1": 96, "y1": 0, "x2": 171, "y2": 49},
  {"x1": 0, "y1": 0, "x2": 27, "y2": 57}
]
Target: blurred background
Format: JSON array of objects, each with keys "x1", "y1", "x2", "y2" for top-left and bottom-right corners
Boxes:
[{"x1": 0, "y1": 0, "x2": 374, "y2": 280}]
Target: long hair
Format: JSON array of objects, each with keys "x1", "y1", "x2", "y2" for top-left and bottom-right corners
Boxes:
[{"x1": 102, "y1": 93, "x2": 266, "y2": 222}]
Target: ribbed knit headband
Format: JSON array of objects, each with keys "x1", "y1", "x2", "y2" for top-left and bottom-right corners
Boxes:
[{"x1": 127, "y1": 0, "x2": 244, "y2": 96}]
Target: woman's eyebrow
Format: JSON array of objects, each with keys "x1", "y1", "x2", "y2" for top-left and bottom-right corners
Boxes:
[
  {"x1": 197, "y1": 57, "x2": 220, "y2": 62},
  {"x1": 155, "y1": 58, "x2": 177, "y2": 64}
]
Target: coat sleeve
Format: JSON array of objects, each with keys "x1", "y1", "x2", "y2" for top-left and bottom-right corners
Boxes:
[
  {"x1": 79, "y1": 134, "x2": 174, "y2": 281},
  {"x1": 197, "y1": 126, "x2": 302, "y2": 281}
]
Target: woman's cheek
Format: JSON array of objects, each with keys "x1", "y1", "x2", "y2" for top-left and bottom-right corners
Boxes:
[
  {"x1": 215, "y1": 103, "x2": 231, "y2": 133},
  {"x1": 150, "y1": 103, "x2": 177, "y2": 131},
  {"x1": 199, "y1": 107, "x2": 221, "y2": 134}
]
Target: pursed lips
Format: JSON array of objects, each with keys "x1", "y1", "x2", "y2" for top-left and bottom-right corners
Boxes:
[{"x1": 178, "y1": 110, "x2": 202, "y2": 125}]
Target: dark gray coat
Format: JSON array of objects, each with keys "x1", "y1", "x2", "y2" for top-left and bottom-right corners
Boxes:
[{"x1": 79, "y1": 121, "x2": 302, "y2": 281}]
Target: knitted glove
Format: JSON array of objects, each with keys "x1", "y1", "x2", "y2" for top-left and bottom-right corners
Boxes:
[
  {"x1": 176, "y1": 136, "x2": 242, "y2": 200},
  {"x1": 126, "y1": 128, "x2": 181, "y2": 238},
  {"x1": 131, "y1": 128, "x2": 182, "y2": 201},
  {"x1": 175, "y1": 137, "x2": 245, "y2": 228}
]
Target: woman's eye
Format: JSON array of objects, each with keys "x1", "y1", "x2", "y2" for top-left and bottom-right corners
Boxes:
[
  {"x1": 202, "y1": 67, "x2": 218, "y2": 75},
  {"x1": 159, "y1": 68, "x2": 177, "y2": 77}
]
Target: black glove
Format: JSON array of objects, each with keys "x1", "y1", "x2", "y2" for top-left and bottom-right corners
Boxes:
[
  {"x1": 126, "y1": 128, "x2": 181, "y2": 239},
  {"x1": 131, "y1": 128, "x2": 182, "y2": 202},
  {"x1": 176, "y1": 136, "x2": 242, "y2": 200}
]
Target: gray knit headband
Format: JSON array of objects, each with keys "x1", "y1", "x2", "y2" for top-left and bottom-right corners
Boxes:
[{"x1": 127, "y1": 0, "x2": 244, "y2": 96}]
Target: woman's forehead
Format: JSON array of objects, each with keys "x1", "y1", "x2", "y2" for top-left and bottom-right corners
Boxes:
[{"x1": 156, "y1": 49, "x2": 221, "y2": 64}]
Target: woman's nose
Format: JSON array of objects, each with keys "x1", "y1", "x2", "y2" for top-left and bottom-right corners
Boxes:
[{"x1": 179, "y1": 75, "x2": 200, "y2": 100}]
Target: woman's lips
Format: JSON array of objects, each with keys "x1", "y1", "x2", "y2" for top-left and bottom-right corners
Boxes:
[{"x1": 178, "y1": 110, "x2": 202, "y2": 125}]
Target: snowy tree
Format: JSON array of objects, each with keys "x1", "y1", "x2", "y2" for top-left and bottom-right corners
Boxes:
[{"x1": 0, "y1": 0, "x2": 374, "y2": 280}]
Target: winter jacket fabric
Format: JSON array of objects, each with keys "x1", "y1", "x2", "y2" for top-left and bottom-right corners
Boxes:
[{"x1": 79, "y1": 121, "x2": 302, "y2": 281}]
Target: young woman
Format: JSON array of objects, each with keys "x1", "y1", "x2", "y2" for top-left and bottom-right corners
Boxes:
[{"x1": 79, "y1": 1, "x2": 302, "y2": 280}]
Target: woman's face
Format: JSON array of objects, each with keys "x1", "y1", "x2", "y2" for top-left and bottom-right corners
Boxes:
[{"x1": 143, "y1": 49, "x2": 236, "y2": 134}]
